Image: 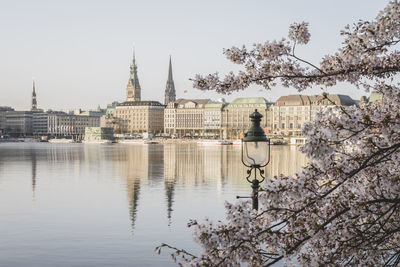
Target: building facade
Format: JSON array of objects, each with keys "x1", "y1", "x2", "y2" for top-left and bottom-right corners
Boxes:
[
  {"x1": 84, "y1": 127, "x2": 114, "y2": 141},
  {"x1": 270, "y1": 94, "x2": 356, "y2": 136},
  {"x1": 5, "y1": 111, "x2": 33, "y2": 136},
  {"x1": 32, "y1": 112, "x2": 50, "y2": 135},
  {"x1": 100, "y1": 103, "x2": 117, "y2": 128},
  {"x1": 164, "y1": 99, "x2": 209, "y2": 137},
  {"x1": 0, "y1": 106, "x2": 14, "y2": 134},
  {"x1": 221, "y1": 97, "x2": 272, "y2": 139},
  {"x1": 203, "y1": 101, "x2": 227, "y2": 138},
  {"x1": 46, "y1": 112, "x2": 101, "y2": 137},
  {"x1": 114, "y1": 101, "x2": 164, "y2": 135},
  {"x1": 164, "y1": 101, "x2": 177, "y2": 136}
]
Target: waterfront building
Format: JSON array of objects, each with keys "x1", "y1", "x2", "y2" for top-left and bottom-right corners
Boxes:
[
  {"x1": 84, "y1": 127, "x2": 114, "y2": 141},
  {"x1": 203, "y1": 100, "x2": 227, "y2": 138},
  {"x1": 32, "y1": 112, "x2": 50, "y2": 135},
  {"x1": 221, "y1": 97, "x2": 272, "y2": 139},
  {"x1": 270, "y1": 94, "x2": 355, "y2": 136},
  {"x1": 100, "y1": 102, "x2": 119, "y2": 128},
  {"x1": 126, "y1": 51, "x2": 141, "y2": 102},
  {"x1": 164, "y1": 56, "x2": 176, "y2": 105},
  {"x1": 114, "y1": 101, "x2": 164, "y2": 135},
  {"x1": 164, "y1": 101, "x2": 177, "y2": 136},
  {"x1": 164, "y1": 99, "x2": 210, "y2": 137},
  {"x1": 47, "y1": 111, "x2": 101, "y2": 137},
  {"x1": 114, "y1": 52, "x2": 165, "y2": 135},
  {"x1": 74, "y1": 108, "x2": 105, "y2": 117},
  {"x1": 5, "y1": 111, "x2": 33, "y2": 136},
  {"x1": 0, "y1": 106, "x2": 14, "y2": 134}
]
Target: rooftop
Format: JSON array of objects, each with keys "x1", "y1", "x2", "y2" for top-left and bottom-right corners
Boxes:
[
  {"x1": 230, "y1": 97, "x2": 271, "y2": 105},
  {"x1": 226, "y1": 97, "x2": 272, "y2": 108},
  {"x1": 205, "y1": 101, "x2": 227, "y2": 109},
  {"x1": 315, "y1": 94, "x2": 356, "y2": 106},
  {"x1": 275, "y1": 94, "x2": 355, "y2": 106},
  {"x1": 175, "y1": 99, "x2": 210, "y2": 105},
  {"x1": 118, "y1": 101, "x2": 165, "y2": 107},
  {"x1": 275, "y1": 95, "x2": 315, "y2": 106}
]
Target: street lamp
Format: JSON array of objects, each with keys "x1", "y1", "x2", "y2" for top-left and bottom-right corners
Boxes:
[{"x1": 241, "y1": 109, "x2": 271, "y2": 210}]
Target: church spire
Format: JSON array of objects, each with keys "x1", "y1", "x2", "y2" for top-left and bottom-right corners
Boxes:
[
  {"x1": 31, "y1": 80, "x2": 38, "y2": 111},
  {"x1": 164, "y1": 56, "x2": 176, "y2": 105},
  {"x1": 129, "y1": 48, "x2": 136, "y2": 80},
  {"x1": 168, "y1": 56, "x2": 173, "y2": 82},
  {"x1": 126, "y1": 48, "x2": 141, "y2": 102}
]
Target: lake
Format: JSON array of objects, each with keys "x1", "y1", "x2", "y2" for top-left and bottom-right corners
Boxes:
[{"x1": 0, "y1": 143, "x2": 306, "y2": 266}]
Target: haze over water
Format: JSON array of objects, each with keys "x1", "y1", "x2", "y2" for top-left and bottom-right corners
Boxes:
[{"x1": 0, "y1": 143, "x2": 306, "y2": 266}]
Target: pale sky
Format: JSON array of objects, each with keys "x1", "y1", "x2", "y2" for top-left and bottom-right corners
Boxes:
[{"x1": 0, "y1": 0, "x2": 389, "y2": 111}]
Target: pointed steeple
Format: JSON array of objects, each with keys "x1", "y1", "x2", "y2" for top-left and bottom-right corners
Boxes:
[
  {"x1": 164, "y1": 56, "x2": 176, "y2": 105},
  {"x1": 129, "y1": 48, "x2": 136, "y2": 81},
  {"x1": 31, "y1": 80, "x2": 38, "y2": 111},
  {"x1": 126, "y1": 48, "x2": 141, "y2": 102},
  {"x1": 168, "y1": 56, "x2": 173, "y2": 82}
]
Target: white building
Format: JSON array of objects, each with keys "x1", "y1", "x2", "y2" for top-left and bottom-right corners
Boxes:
[
  {"x1": 203, "y1": 101, "x2": 227, "y2": 138},
  {"x1": 164, "y1": 99, "x2": 209, "y2": 137},
  {"x1": 270, "y1": 94, "x2": 356, "y2": 136}
]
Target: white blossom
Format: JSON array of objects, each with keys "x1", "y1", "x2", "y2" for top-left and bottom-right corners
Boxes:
[{"x1": 158, "y1": 1, "x2": 400, "y2": 266}]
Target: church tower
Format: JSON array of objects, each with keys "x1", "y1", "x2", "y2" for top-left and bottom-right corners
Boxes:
[
  {"x1": 164, "y1": 56, "x2": 176, "y2": 105},
  {"x1": 31, "y1": 80, "x2": 38, "y2": 111},
  {"x1": 126, "y1": 50, "x2": 141, "y2": 102}
]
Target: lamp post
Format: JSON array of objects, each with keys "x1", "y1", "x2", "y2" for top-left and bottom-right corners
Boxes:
[{"x1": 241, "y1": 109, "x2": 271, "y2": 210}]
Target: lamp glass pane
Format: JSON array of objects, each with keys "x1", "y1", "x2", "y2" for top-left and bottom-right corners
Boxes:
[{"x1": 243, "y1": 141, "x2": 268, "y2": 166}]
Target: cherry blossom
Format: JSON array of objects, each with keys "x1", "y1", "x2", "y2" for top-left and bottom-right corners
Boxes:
[{"x1": 158, "y1": 1, "x2": 400, "y2": 266}]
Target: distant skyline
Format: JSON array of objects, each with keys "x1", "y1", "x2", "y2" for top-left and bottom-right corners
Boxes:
[{"x1": 0, "y1": 0, "x2": 388, "y2": 111}]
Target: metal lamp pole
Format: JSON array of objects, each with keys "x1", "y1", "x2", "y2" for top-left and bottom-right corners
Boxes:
[{"x1": 240, "y1": 109, "x2": 271, "y2": 210}]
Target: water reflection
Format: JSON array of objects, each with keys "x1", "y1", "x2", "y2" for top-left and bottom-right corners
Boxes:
[
  {"x1": 0, "y1": 143, "x2": 308, "y2": 266},
  {"x1": 31, "y1": 149, "x2": 37, "y2": 199},
  {"x1": 121, "y1": 144, "x2": 308, "y2": 229},
  {"x1": 0, "y1": 143, "x2": 307, "y2": 229},
  {"x1": 266, "y1": 146, "x2": 308, "y2": 177}
]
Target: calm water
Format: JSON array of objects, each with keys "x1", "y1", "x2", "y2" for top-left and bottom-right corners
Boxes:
[{"x1": 0, "y1": 143, "x2": 306, "y2": 266}]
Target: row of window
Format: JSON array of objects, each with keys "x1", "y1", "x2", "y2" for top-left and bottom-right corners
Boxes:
[
  {"x1": 273, "y1": 123, "x2": 302, "y2": 129},
  {"x1": 273, "y1": 116, "x2": 310, "y2": 121}
]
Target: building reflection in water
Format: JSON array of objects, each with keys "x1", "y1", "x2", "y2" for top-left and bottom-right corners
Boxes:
[
  {"x1": 113, "y1": 145, "x2": 147, "y2": 233},
  {"x1": 31, "y1": 149, "x2": 37, "y2": 200},
  {"x1": 0, "y1": 143, "x2": 308, "y2": 236},
  {"x1": 163, "y1": 145, "x2": 308, "y2": 189},
  {"x1": 163, "y1": 145, "x2": 176, "y2": 225},
  {"x1": 113, "y1": 144, "x2": 307, "y2": 231},
  {"x1": 265, "y1": 145, "x2": 308, "y2": 178}
]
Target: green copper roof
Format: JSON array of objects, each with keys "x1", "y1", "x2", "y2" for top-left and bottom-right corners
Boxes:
[
  {"x1": 231, "y1": 97, "x2": 268, "y2": 104},
  {"x1": 205, "y1": 103, "x2": 226, "y2": 108},
  {"x1": 225, "y1": 97, "x2": 271, "y2": 109}
]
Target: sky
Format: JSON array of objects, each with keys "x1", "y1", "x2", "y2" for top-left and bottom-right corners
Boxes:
[{"x1": 0, "y1": 0, "x2": 389, "y2": 111}]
